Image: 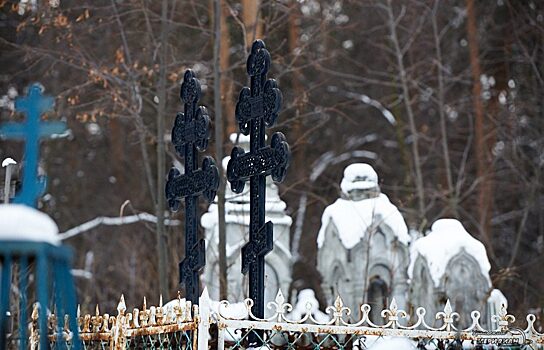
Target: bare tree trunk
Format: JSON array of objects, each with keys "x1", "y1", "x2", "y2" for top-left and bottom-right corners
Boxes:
[
  {"x1": 288, "y1": 0, "x2": 306, "y2": 260},
  {"x1": 242, "y1": 0, "x2": 262, "y2": 46},
  {"x1": 213, "y1": 0, "x2": 228, "y2": 301},
  {"x1": 466, "y1": 0, "x2": 492, "y2": 249},
  {"x1": 432, "y1": 0, "x2": 457, "y2": 217},
  {"x1": 156, "y1": 0, "x2": 170, "y2": 298},
  {"x1": 386, "y1": 1, "x2": 426, "y2": 221},
  {"x1": 220, "y1": 0, "x2": 235, "y2": 136}
]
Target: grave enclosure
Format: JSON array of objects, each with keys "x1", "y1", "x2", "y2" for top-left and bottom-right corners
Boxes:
[{"x1": 2, "y1": 40, "x2": 544, "y2": 349}]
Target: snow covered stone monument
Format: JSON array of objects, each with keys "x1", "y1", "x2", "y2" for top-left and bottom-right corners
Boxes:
[
  {"x1": 408, "y1": 219, "x2": 494, "y2": 328},
  {"x1": 317, "y1": 163, "x2": 410, "y2": 321},
  {"x1": 201, "y1": 134, "x2": 293, "y2": 309}
]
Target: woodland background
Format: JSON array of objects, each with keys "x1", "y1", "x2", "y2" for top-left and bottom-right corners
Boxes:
[{"x1": 0, "y1": 0, "x2": 543, "y2": 321}]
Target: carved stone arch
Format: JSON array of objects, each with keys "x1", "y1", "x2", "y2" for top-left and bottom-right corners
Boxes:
[
  {"x1": 441, "y1": 249, "x2": 490, "y2": 328},
  {"x1": 329, "y1": 261, "x2": 349, "y2": 301},
  {"x1": 325, "y1": 220, "x2": 340, "y2": 245},
  {"x1": 408, "y1": 254, "x2": 435, "y2": 322},
  {"x1": 370, "y1": 229, "x2": 387, "y2": 250},
  {"x1": 367, "y1": 263, "x2": 391, "y2": 323},
  {"x1": 368, "y1": 227, "x2": 409, "y2": 281}
]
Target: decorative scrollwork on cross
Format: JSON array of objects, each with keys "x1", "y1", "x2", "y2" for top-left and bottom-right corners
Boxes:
[
  {"x1": 226, "y1": 40, "x2": 291, "y2": 331},
  {"x1": 165, "y1": 70, "x2": 219, "y2": 305}
]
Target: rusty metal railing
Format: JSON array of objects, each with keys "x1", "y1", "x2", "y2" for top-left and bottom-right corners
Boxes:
[
  {"x1": 40, "y1": 294, "x2": 196, "y2": 350},
  {"x1": 42, "y1": 288, "x2": 544, "y2": 349}
]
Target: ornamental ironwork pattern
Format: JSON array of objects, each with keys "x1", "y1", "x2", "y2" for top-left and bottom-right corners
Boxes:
[
  {"x1": 46, "y1": 289, "x2": 544, "y2": 349},
  {"x1": 43, "y1": 294, "x2": 195, "y2": 350},
  {"x1": 213, "y1": 289, "x2": 539, "y2": 349},
  {"x1": 165, "y1": 70, "x2": 220, "y2": 306},
  {"x1": 226, "y1": 40, "x2": 291, "y2": 330}
]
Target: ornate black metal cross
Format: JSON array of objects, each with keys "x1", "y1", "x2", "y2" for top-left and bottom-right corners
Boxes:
[
  {"x1": 166, "y1": 70, "x2": 219, "y2": 305},
  {"x1": 227, "y1": 40, "x2": 290, "y2": 319}
]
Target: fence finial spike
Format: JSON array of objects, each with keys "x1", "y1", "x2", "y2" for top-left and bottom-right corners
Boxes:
[
  {"x1": 275, "y1": 289, "x2": 285, "y2": 305},
  {"x1": 159, "y1": 294, "x2": 163, "y2": 308},
  {"x1": 389, "y1": 298, "x2": 398, "y2": 312},
  {"x1": 117, "y1": 294, "x2": 126, "y2": 315},
  {"x1": 334, "y1": 295, "x2": 344, "y2": 309},
  {"x1": 444, "y1": 299, "x2": 452, "y2": 314},
  {"x1": 499, "y1": 303, "x2": 507, "y2": 317},
  {"x1": 77, "y1": 304, "x2": 81, "y2": 318},
  {"x1": 200, "y1": 286, "x2": 211, "y2": 304},
  {"x1": 32, "y1": 302, "x2": 39, "y2": 320},
  {"x1": 95, "y1": 304, "x2": 100, "y2": 316},
  {"x1": 143, "y1": 296, "x2": 147, "y2": 311}
]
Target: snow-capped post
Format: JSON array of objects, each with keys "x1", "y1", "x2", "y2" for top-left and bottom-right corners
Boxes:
[
  {"x1": 165, "y1": 70, "x2": 220, "y2": 305},
  {"x1": 226, "y1": 40, "x2": 291, "y2": 335},
  {"x1": 0, "y1": 83, "x2": 67, "y2": 207},
  {"x1": 2, "y1": 158, "x2": 17, "y2": 203},
  {"x1": 0, "y1": 206, "x2": 80, "y2": 350}
]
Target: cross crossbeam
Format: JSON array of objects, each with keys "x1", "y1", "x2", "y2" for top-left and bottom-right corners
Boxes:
[
  {"x1": 227, "y1": 40, "x2": 291, "y2": 325},
  {"x1": 165, "y1": 70, "x2": 219, "y2": 305},
  {"x1": 227, "y1": 133, "x2": 289, "y2": 193},
  {"x1": 0, "y1": 83, "x2": 67, "y2": 207}
]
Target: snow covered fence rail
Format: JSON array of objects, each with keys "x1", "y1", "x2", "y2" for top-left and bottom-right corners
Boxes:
[{"x1": 45, "y1": 288, "x2": 544, "y2": 349}]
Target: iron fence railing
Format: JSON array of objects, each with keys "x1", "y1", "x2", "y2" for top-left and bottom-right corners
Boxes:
[
  {"x1": 40, "y1": 288, "x2": 544, "y2": 350},
  {"x1": 41, "y1": 294, "x2": 196, "y2": 350}
]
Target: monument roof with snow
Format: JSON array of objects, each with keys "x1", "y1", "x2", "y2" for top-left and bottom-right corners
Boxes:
[
  {"x1": 317, "y1": 163, "x2": 410, "y2": 249},
  {"x1": 408, "y1": 218, "x2": 491, "y2": 287}
]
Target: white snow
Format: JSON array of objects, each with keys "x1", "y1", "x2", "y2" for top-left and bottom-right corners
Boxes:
[
  {"x1": 487, "y1": 289, "x2": 507, "y2": 309},
  {"x1": 287, "y1": 289, "x2": 329, "y2": 323},
  {"x1": 317, "y1": 163, "x2": 409, "y2": 249},
  {"x1": 486, "y1": 288, "x2": 508, "y2": 329},
  {"x1": 317, "y1": 194, "x2": 410, "y2": 249},
  {"x1": 0, "y1": 204, "x2": 60, "y2": 245},
  {"x1": 162, "y1": 297, "x2": 192, "y2": 323},
  {"x1": 211, "y1": 300, "x2": 248, "y2": 319},
  {"x1": 59, "y1": 212, "x2": 181, "y2": 240},
  {"x1": 229, "y1": 133, "x2": 251, "y2": 145},
  {"x1": 201, "y1": 154, "x2": 293, "y2": 253},
  {"x1": 2, "y1": 158, "x2": 16, "y2": 167},
  {"x1": 366, "y1": 337, "x2": 416, "y2": 349},
  {"x1": 201, "y1": 201, "x2": 292, "y2": 230},
  {"x1": 340, "y1": 163, "x2": 378, "y2": 194},
  {"x1": 209, "y1": 299, "x2": 249, "y2": 341},
  {"x1": 408, "y1": 219, "x2": 492, "y2": 288}
]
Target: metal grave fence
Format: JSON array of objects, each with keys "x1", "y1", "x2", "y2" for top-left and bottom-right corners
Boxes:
[{"x1": 42, "y1": 288, "x2": 544, "y2": 350}]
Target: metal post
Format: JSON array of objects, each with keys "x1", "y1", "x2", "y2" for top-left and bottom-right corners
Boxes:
[
  {"x1": 0, "y1": 255, "x2": 12, "y2": 350},
  {"x1": 2, "y1": 159, "x2": 17, "y2": 204},
  {"x1": 165, "y1": 71, "x2": 219, "y2": 305},
  {"x1": 226, "y1": 40, "x2": 290, "y2": 344}
]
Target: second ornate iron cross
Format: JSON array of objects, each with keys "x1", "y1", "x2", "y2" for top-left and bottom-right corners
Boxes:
[
  {"x1": 227, "y1": 40, "x2": 291, "y2": 319},
  {"x1": 166, "y1": 70, "x2": 219, "y2": 305}
]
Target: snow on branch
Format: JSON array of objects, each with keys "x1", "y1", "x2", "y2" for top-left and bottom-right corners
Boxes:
[
  {"x1": 327, "y1": 85, "x2": 397, "y2": 125},
  {"x1": 58, "y1": 213, "x2": 181, "y2": 241}
]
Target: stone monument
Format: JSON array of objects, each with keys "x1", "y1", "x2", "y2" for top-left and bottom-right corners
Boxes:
[
  {"x1": 316, "y1": 163, "x2": 411, "y2": 321},
  {"x1": 408, "y1": 219, "x2": 492, "y2": 328}
]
